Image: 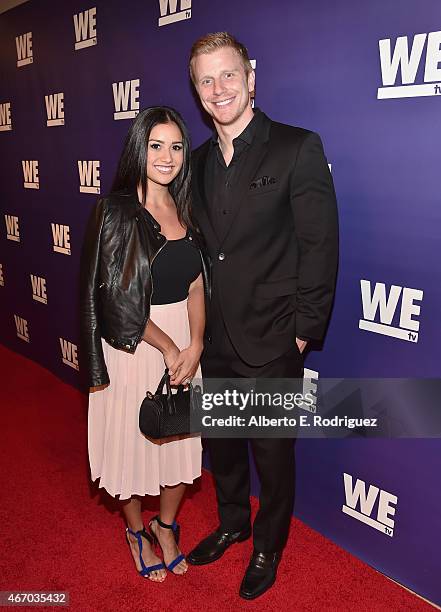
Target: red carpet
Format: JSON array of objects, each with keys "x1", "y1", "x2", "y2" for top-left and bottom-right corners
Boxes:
[{"x1": 0, "y1": 345, "x2": 432, "y2": 611}]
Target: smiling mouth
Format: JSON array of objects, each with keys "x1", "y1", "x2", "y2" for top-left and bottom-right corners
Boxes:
[
  {"x1": 213, "y1": 97, "x2": 235, "y2": 107},
  {"x1": 154, "y1": 165, "x2": 174, "y2": 174}
]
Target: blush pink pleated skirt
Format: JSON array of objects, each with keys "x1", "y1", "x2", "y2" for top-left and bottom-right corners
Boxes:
[{"x1": 88, "y1": 298, "x2": 202, "y2": 500}]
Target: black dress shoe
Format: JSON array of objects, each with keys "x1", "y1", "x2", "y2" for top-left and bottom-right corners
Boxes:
[
  {"x1": 186, "y1": 525, "x2": 251, "y2": 566},
  {"x1": 239, "y1": 550, "x2": 282, "y2": 600}
]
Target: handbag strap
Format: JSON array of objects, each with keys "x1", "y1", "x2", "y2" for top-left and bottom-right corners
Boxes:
[
  {"x1": 155, "y1": 369, "x2": 190, "y2": 393},
  {"x1": 155, "y1": 369, "x2": 172, "y2": 396},
  {"x1": 155, "y1": 368, "x2": 192, "y2": 414}
]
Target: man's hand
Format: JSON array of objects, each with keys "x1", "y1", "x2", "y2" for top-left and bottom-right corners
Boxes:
[{"x1": 296, "y1": 337, "x2": 308, "y2": 354}]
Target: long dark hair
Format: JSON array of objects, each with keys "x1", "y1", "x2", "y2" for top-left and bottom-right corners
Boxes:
[{"x1": 111, "y1": 106, "x2": 193, "y2": 229}]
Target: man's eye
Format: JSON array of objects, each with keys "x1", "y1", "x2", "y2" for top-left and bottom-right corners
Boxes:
[
  {"x1": 202, "y1": 79, "x2": 211, "y2": 86},
  {"x1": 225, "y1": 73, "x2": 233, "y2": 78}
]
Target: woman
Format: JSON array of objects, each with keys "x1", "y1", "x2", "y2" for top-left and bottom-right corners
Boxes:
[{"x1": 81, "y1": 107, "x2": 209, "y2": 582}]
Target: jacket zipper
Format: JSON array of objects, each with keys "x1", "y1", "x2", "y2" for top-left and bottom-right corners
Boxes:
[
  {"x1": 136, "y1": 235, "x2": 168, "y2": 345},
  {"x1": 110, "y1": 217, "x2": 127, "y2": 291},
  {"x1": 149, "y1": 238, "x2": 168, "y2": 309}
]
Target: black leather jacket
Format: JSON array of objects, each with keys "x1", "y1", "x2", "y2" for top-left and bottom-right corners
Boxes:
[{"x1": 80, "y1": 191, "x2": 211, "y2": 387}]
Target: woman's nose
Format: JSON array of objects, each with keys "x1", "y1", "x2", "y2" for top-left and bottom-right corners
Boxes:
[{"x1": 159, "y1": 149, "x2": 173, "y2": 162}]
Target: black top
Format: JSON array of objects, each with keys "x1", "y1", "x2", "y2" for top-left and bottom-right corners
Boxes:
[
  {"x1": 150, "y1": 235, "x2": 201, "y2": 305},
  {"x1": 204, "y1": 108, "x2": 264, "y2": 242}
]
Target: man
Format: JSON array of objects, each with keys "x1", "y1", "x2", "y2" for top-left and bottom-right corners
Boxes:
[{"x1": 187, "y1": 32, "x2": 338, "y2": 600}]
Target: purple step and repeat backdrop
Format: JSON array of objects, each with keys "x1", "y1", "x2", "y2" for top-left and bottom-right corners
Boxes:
[{"x1": 1, "y1": 0, "x2": 440, "y2": 604}]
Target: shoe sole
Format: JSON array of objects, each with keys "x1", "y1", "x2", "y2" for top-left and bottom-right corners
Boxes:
[{"x1": 186, "y1": 530, "x2": 252, "y2": 566}]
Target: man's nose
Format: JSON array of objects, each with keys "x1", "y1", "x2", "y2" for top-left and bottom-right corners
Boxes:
[{"x1": 212, "y1": 77, "x2": 224, "y2": 96}]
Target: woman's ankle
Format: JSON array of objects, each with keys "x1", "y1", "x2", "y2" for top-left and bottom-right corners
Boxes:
[{"x1": 127, "y1": 523, "x2": 145, "y2": 534}]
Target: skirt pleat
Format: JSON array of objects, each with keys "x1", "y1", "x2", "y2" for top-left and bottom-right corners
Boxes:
[{"x1": 88, "y1": 298, "x2": 202, "y2": 500}]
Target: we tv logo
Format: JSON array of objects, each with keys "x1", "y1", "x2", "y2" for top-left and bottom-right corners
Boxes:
[
  {"x1": 0, "y1": 103, "x2": 12, "y2": 131},
  {"x1": 51, "y1": 223, "x2": 71, "y2": 255},
  {"x1": 59, "y1": 338, "x2": 79, "y2": 370},
  {"x1": 30, "y1": 274, "x2": 47, "y2": 304},
  {"x1": 112, "y1": 80, "x2": 139, "y2": 120},
  {"x1": 14, "y1": 315, "x2": 29, "y2": 343},
  {"x1": 73, "y1": 7, "x2": 97, "y2": 50},
  {"x1": 342, "y1": 473, "x2": 397, "y2": 537},
  {"x1": 378, "y1": 30, "x2": 441, "y2": 99},
  {"x1": 78, "y1": 161, "x2": 100, "y2": 193},
  {"x1": 250, "y1": 59, "x2": 256, "y2": 108},
  {"x1": 359, "y1": 280, "x2": 423, "y2": 343},
  {"x1": 5, "y1": 215, "x2": 20, "y2": 242},
  {"x1": 158, "y1": 0, "x2": 191, "y2": 27},
  {"x1": 22, "y1": 160, "x2": 39, "y2": 189},
  {"x1": 16, "y1": 32, "x2": 33, "y2": 67},
  {"x1": 45, "y1": 93, "x2": 64, "y2": 126},
  {"x1": 299, "y1": 368, "x2": 318, "y2": 414}
]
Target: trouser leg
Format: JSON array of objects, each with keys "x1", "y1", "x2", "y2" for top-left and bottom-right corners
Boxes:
[
  {"x1": 251, "y1": 437, "x2": 296, "y2": 551},
  {"x1": 206, "y1": 437, "x2": 251, "y2": 531},
  {"x1": 202, "y1": 310, "x2": 302, "y2": 547}
]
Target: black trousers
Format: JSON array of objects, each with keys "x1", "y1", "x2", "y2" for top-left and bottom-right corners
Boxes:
[{"x1": 201, "y1": 315, "x2": 303, "y2": 553}]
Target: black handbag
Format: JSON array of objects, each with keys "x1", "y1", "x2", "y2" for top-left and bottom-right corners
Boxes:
[{"x1": 139, "y1": 368, "x2": 200, "y2": 440}]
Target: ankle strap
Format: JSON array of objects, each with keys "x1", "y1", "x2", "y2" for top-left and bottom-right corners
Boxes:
[
  {"x1": 153, "y1": 515, "x2": 177, "y2": 530},
  {"x1": 127, "y1": 525, "x2": 151, "y2": 542},
  {"x1": 127, "y1": 525, "x2": 143, "y2": 537}
]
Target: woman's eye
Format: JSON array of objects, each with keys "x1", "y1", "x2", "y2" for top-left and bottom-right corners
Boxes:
[
  {"x1": 172, "y1": 145, "x2": 183, "y2": 151},
  {"x1": 150, "y1": 143, "x2": 160, "y2": 150}
]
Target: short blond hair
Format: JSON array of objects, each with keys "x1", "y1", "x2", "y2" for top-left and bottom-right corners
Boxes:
[{"x1": 189, "y1": 32, "x2": 253, "y2": 83}]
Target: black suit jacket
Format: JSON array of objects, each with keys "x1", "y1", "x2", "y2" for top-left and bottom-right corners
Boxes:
[{"x1": 192, "y1": 112, "x2": 338, "y2": 366}]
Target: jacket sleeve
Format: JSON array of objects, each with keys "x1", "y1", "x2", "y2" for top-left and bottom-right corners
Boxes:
[
  {"x1": 80, "y1": 198, "x2": 110, "y2": 387},
  {"x1": 290, "y1": 132, "x2": 339, "y2": 341}
]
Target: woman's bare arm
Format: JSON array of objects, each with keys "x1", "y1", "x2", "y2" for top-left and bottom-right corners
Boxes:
[
  {"x1": 169, "y1": 273, "x2": 205, "y2": 385},
  {"x1": 142, "y1": 319, "x2": 180, "y2": 369}
]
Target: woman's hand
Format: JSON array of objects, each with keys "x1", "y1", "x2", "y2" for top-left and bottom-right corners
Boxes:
[
  {"x1": 163, "y1": 343, "x2": 180, "y2": 371},
  {"x1": 169, "y1": 342, "x2": 203, "y2": 386}
]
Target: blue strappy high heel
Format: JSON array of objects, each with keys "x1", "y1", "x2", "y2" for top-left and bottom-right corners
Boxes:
[
  {"x1": 126, "y1": 526, "x2": 166, "y2": 578},
  {"x1": 149, "y1": 515, "x2": 186, "y2": 574}
]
